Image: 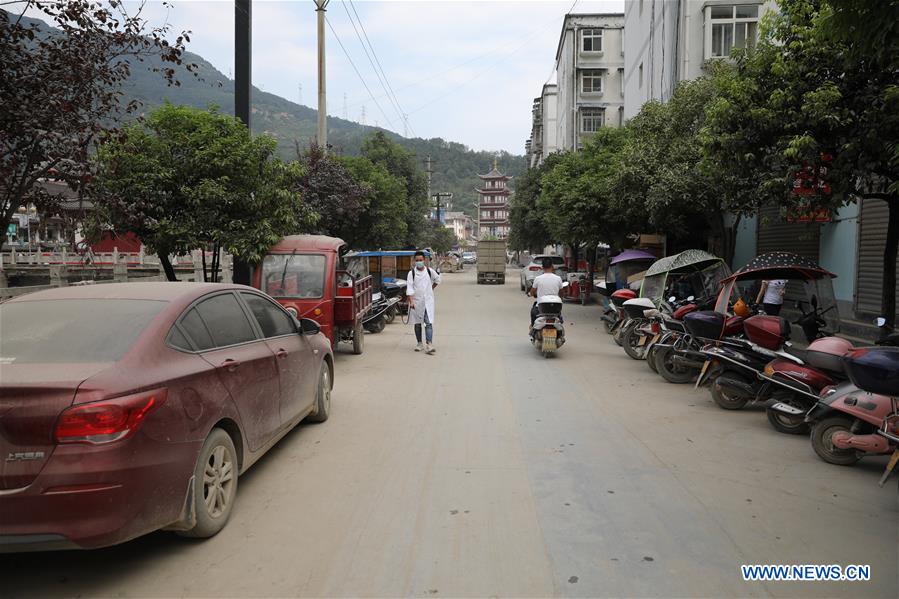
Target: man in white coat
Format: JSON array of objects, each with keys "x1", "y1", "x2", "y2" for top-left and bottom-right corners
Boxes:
[{"x1": 406, "y1": 250, "x2": 441, "y2": 354}]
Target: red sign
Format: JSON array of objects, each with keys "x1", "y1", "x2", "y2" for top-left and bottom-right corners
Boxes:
[{"x1": 786, "y1": 206, "x2": 833, "y2": 223}]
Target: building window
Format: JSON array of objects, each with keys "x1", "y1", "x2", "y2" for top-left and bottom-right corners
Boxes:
[
  {"x1": 582, "y1": 28, "x2": 603, "y2": 52},
  {"x1": 581, "y1": 69, "x2": 604, "y2": 94},
  {"x1": 708, "y1": 4, "x2": 759, "y2": 58},
  {"x1": 618, "y1": 68, "x2": 624, "y2": 96},
  {"x1": 581, "y1": 108, "x2": 605, "y2": 133}
]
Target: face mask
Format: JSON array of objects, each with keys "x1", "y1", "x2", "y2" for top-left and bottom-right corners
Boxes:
[{"x1": 415, "y1": 261, "x2": 425, "y2": 269}]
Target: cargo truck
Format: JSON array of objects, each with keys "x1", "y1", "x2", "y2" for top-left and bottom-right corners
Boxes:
[{"x1": 476, "y1": 240, "x2": 507, "y2": 284}]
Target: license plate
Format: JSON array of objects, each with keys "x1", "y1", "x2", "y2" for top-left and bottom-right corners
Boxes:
[
  {"x1": 695, "y1": 360, "x2": 712, "y2": 389},
  {"x1": 543, "y1": 328, "x2": 557, "y2": 339}
]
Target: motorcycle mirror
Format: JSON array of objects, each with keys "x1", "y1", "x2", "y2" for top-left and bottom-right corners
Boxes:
[
  {"x1": 875, "y1": 316, "x2": 887, "y2": 327},
  {"x1": 687, "y1": 295, "x2": 695, "y2": 301},
  {"x1": 669, "y1": 295, "x2": 676, "y2": 303},
  {"x1": 562, "y1": 281, "x2": 570, "y2": 288}
]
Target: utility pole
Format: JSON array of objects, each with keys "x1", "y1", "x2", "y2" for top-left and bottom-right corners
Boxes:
[
  {"x1": 424, "y1": 155, "x2": 433, "y2": 204},
  {"x1": 314, "y1": 0, "x2": 330, "y2": 151},
  {"x1": 403, "y1": 113, "x2": 408, "y2": 137},
  {"x1": 234, "y1": 0, "x2": 251, "y2": 128}
]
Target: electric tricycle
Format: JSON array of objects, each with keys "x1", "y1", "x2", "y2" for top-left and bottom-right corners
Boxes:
[{"x1": 253, "y1": 235, "x2": 373, "y2": 355}]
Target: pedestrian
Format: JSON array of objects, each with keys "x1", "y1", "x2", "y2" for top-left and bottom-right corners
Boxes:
[
  {"x1": 756, "y1": 278, "x2": 787, "y2": 316},
  {"x1": 406, "y1": 250, "x2": 441, "y2": 354}
]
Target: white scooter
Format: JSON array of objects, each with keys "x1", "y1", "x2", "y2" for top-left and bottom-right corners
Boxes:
[{"x1": 530, "y1": 282, "x2": 569, "y2": 357}]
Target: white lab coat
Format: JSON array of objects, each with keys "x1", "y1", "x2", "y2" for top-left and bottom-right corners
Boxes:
[{"x1": 406, "y1": 267, "x2": 441, "y2": 325}]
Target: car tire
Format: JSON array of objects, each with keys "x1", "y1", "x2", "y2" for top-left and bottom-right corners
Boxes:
[
  {"x1": 178, "y1": 428, "x2": 238, "y2": 539},
  {"x1": 811, "y1": 416, "x2": 861, "y2": 465},
  {"x1": 352, "y1": 321, "x2": 364, "y2": 355},
  {"x1": 305, "y1": 363, "x2": 332, "y2": 423}
]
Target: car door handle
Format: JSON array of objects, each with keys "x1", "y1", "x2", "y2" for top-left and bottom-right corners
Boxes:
[
  {"x1": 275, "y1": 349, "x2": 288, "y2": 359},
  {"x1": 219, "y1": 359, "x2": 241, "y2": 372}
]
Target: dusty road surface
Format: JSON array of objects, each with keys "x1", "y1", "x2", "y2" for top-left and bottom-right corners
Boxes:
[{"x1": 2, "y1": 268, "x2": 897, "y2": 598}]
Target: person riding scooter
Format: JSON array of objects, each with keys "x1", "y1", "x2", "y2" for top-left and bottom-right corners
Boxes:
[{"x1": 529, "y1": 257, "x2": 564, "y2": 329}]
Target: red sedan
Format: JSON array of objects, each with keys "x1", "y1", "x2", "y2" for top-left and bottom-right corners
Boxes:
[{"x1": 0, "y1": 282, "x2": 334, "y2": 551}]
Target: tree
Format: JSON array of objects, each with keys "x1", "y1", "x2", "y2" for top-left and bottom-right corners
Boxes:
[
  {"x1": 1, "y1": 1, "x2": 194, "y2": 237},
  {"x1": 92, "y1": 104, "x2": 310, "y2": 281},
  {"x1": 617, "y1": 74, "x2": 755, "y2": 261},
  {"x1": 423, "y1": 220, "x2": 456, "y2": 255},
  {"x1": 508, "y1": 156, "x2": 557, "y2": 253},
  {"x1": 293, "y1": 144, "x2": 369, "y2": 246},
  {"x1": 361, "y1": 131, "x2": 429, "y2": 246},
  {"x1": 540, "y1": 129, "x2": 630, "y2": 266},
  {"x1": 340, "y1": 155, "x2": 409, "y2": 248},
  {"x1": 703, "y1": 0, "x2": 899, "y2": 326}
]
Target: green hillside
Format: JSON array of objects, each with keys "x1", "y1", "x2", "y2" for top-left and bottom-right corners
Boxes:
[{"x1": 120, "y1": 43, "x2": 526, "y2": 218}]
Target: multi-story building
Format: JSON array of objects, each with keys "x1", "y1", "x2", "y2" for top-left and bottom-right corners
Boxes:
[
  {"x1": 442, "y1": 211, "x2": 474, "y2": 242},
  {"x1": 476, "y1": 165, "x2": 512, "y2": 239},
  {"x1": 623, "y1": 0, "x2": 772, "y2": 119},
  {"x1": 554, "y1": 13, "x2": 626, "y2": 152},
  {"x1": 526, "y1": 84, "x2": 558, "y2": 168}
]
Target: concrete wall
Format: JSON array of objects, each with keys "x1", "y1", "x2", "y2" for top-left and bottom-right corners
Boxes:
[
  {"x1": 818, "y1": 203, "x2": 859, "y2": 304},
  {"x1": 542, "y1": 85, "x2": 558, "y2": 159},
  {"x1": 731, "y1": 214, "x2": 757, "y2": 270}
]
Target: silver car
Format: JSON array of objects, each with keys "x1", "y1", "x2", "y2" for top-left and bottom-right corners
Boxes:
[{"x1": 520, "y1": 255, "x2": 567, "y2": 292}]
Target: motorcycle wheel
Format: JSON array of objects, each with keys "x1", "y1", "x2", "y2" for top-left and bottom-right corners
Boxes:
[
  {"x1": 602, "y1": 318, "x2": 614, "y2": 334},
  {"x1": 364, "y1": 316, "x2": 386, "y2": 334},
  {"x1": 710, "y1": 371, "x2": 751, "y2": 410},
  {"x1": 811, "y1": 416, "x2": 862, "y2": 465},
  {"x1": 646, "y1": 344, "x2": 659, "y2": 373},
  {"x1": 765, "y1": 392, "x2": 810, "y2": 435},
  {"x1": 613, "y1": 323, "x2": 625, "y2": 346},
  {"x1": 654, "y1": 346, "x2": 695, "y2": 384},
  {"x1": 385, "y1": 306, "x2": 397, "y2": 325},
  {"x1": 622, "y1": 323, "x2": 647, "y2": 360}
]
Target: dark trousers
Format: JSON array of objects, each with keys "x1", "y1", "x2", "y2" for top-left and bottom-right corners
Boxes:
[{"x1": 762, "y1": 302, "x2": 782, "y2": 316}]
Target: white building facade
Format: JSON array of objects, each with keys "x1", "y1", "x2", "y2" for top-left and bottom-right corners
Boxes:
[
  {"x1": 554, "y1": 13, "x2": 626, "y2": 152},
  {"x1": 623, "y1": 0, "x2": 773, "y2": 119},
  {"x1": 526, "y1": 84, "x2": 559, "y2": 168}
]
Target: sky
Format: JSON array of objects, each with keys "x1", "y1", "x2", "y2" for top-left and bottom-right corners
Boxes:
[{"x1": 26, "y1": 0, "x2": 625, "y2": 154}]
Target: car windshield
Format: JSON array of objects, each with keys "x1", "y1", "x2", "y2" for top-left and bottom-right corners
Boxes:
[
  {"x1": 262, "y1": 253, "x2": 327, "y2": 298},
  {"x1": 534, "y1": 256, "x2": 565, "y2": 266},
  {"x1": 0, "y1": 299, "x2": 166, "y2": 364}
]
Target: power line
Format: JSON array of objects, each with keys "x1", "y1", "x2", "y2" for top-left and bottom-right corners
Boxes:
[
  {"x1": 324, "y1": 15, "x2": 395, "y2": 129},
  {"x1": 341, "y1": 2, "x2": 414, "y2": 136},
  {"x1": 543, "y1": 0, "x2": 581, "y2": 86},
  {"x1": 346, "y1": 0, "x2": 415, "y2": 137}
]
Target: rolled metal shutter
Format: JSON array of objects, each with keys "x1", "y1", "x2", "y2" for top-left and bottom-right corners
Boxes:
[
  {"x1": 756, "y1": 204, "x2": 821, "y2": 304},
  {"x1": 855, "y1": 198, "x2": 899, "y2": 318}
]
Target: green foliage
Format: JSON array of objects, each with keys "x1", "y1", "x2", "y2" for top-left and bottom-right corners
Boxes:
[
  {"x1": 340, "y1": 154, "x2": 409, "y2": 248},
  {"x1": 424, "y1": 220, "x2": 457, "y2": 254},
  {"x1": 92, "y1": 104, "x2": 312, "y2": 277},
  {"x1": 508, "y1": 156, "x2": 557, "y2": 252},
  {"x1": 540, "y1": 128, "x2": 629, "y2": 249}
]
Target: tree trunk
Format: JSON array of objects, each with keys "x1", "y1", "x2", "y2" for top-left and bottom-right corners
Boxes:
[
  {"x1": 159, "y1": 253, "x2": 177, "y2": 281},
  {"x1": 724, "y1": 213, "x2": 741, "y2": 268},
  {"x1": 882, "y1": 196, "x2": 898, "y2": 331},
  {"x1": 201, "y1": 247, "x2": 208, "y2": 283}
]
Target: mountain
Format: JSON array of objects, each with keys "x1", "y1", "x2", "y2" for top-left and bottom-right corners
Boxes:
[{"x1": 97, "y1": 22, "x2": 525, "y2": 218}]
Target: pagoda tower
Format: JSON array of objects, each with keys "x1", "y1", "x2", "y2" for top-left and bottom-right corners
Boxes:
[{"x1": 476, "y1": 159, "x2": 512, "y2": 239}]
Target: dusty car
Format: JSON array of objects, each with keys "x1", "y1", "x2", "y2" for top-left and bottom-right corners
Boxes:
[
  {"x1": 0, "y1": 282, "x2": 333, "y2": 552},
  {"x1": 519, "y1": 254, "x2": 568, "y2": 292}
]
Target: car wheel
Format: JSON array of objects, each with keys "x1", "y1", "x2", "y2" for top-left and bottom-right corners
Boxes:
[
  {"x1": 178, "y1": 428, "x2": 238, "y2": 539},
  {"x1": 305, "y1": 363, "x2": 332, "y2": 423},
  {"x1": 352, "y1": 321, "x2": 364, "y2": 355}
]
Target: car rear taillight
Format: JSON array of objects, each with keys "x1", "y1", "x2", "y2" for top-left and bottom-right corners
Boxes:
[
  {"x1": 55, "y1": 389, "x2": 167, "y2": 445},
  {"x1": 529, "y1": 266, "x2": 540, "y2": 271}
]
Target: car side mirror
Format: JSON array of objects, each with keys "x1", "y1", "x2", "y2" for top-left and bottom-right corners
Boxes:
[{"x1": 299, "y1": 318, "x2": 321, "y2": 336}]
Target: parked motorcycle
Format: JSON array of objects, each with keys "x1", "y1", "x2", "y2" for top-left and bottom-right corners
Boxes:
[
  {"x1": 531, "y1": 282, "x2": 569, "y2": 357},
  {"x1": 620, "y1": 297, "x2": 657, "y2": 360},
  {"x1": 603, "y1": 288, "x2": 636, "y2": 339},
  {"x1": 363, "y1": 292, "x2": 400, "y2": 334}
]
